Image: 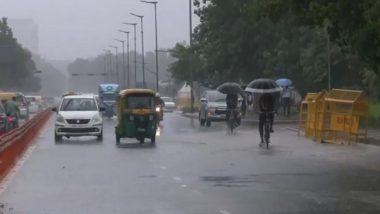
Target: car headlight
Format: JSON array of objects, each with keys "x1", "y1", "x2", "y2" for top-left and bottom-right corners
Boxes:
[
  {"x1": 92, "y1": 114, "x2": 102, "y2": 124},
  {"x1": 155, "y1": 107, "x2": 161, "y2": 112},
  {"x1": 56, "y1": 114, "x2": 65, "y2": 123}
]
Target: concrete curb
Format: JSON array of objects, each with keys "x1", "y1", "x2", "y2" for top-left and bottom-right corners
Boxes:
[
  {"x1": 181, "y1": 113, "x2": 299, "y2": 125},
  {"x1": 0, "y1": 109, "x2": 53, "y2": 182}
]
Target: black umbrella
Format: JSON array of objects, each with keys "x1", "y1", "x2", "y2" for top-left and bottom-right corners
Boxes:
[
  {"x1": 245, "y1": 78, "x2": 282, "y2": 94},
  {"x1": 217, "y1": 82, "x2": 243, "y2": 95},
  {"x1": 245, "y1": 79, "x2": 282, "y2": 112}
]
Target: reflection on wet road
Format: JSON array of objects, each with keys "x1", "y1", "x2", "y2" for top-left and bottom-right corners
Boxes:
[{"x1": 1, "y1": 111, "x2": 380, "y2": 213}]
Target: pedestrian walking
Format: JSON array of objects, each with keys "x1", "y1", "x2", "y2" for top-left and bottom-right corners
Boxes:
[{"x1": 282, "y1": 86, "x2": 291, "y2": 117}]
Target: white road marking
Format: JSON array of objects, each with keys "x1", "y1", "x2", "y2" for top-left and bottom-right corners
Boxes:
[
  {"x1": 172, "y1": 176, "x2": 183, "y2": 182},
  {"x1": 159, "y1": 166, "x2": 167, "y2": 170},
  {"x1": 219, "y1": 210, "x2": 232, "y2": 214},
  {"x1": 181, "y1": 184, "x2": 187, "y2": 188}
]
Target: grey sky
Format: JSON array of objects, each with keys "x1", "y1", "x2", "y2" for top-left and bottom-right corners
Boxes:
[{"x1": 1, "y1": 0, "x2": 199, "y2": 60}]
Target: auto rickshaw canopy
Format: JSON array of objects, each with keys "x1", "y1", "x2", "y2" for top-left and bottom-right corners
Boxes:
[{"x1": 119, "y1": 89, "x2": 156, "y2": 98}]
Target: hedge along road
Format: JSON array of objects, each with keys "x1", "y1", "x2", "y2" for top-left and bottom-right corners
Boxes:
[{"x1": 1, "y1": 111, "x2": 380, "y2": 214}]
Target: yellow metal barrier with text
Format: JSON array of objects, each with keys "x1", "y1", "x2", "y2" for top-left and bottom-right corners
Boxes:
[
  {"x1": 298, "y1": 93, "x2": 317, "y2": 136},
  {"x1": 321, "y1": 89, "x2": 369, "y2": 144},
  {"x1": 298, "y1": 92, "x2": 326, "y2": 140}
]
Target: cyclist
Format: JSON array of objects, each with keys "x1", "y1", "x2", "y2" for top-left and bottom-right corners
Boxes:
[
  {"x1": 226, "y1": 94, "x2": 238, "y2": 126},
  {"x1": 258, "y1": 93, "x2": 275, "y2": 146}
]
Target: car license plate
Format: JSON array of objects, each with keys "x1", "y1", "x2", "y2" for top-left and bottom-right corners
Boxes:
[{"x1": 137, "y1": 128, "x2": 145, "y2": 132}]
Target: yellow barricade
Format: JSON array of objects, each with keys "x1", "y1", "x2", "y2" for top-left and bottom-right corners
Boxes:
[
  {"x1": 298, "y1": 92, "x2": 326, "y2": 140},
  {"x1": 321, "y1": 89, "x2": 369, "y2": 144}
]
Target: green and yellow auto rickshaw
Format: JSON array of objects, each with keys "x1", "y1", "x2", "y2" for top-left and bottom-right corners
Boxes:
[{"x1": 115, "y1": 89, "x2": 158, "y2": 145}]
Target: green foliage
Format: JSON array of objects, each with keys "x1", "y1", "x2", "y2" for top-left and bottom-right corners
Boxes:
[
  {"x1": 0, "y1": 17, "x2": 40, "y2": 92},
  {"x1": 247, "y1": 0, "x2": 380, "y2": 74},
  {"x1": 168, "y1": 42, "x2": 205, "y2": 83},
  {"x1": 168, "y1": 0, "x2": 372, "y2": 97},
  {"x1": 370, "y1": 103, "x2": 380, "y2": 127}
]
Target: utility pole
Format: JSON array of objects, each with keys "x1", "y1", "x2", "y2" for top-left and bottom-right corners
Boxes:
[
  {"x1": 123, "y1": 22, "x2": 138, "y2": 87},
  {"x1": 189, "y1": 0, "x2": 194, "y2": 113},
  {"x1": 109, "y1": 45, "x2": 119, "y2": 84},
  {"x1": 131, "y1": 13, "x2": 145, "y2": 88},
  {"x1": 141, "y1": 1, "x2": 159, "y2": 92},
  {"x1": 115, "y1": 39, "x2": 126, "y2": 88},
  {"x1": 119, "y1": 30, "x2": 131, "y2": 88}
]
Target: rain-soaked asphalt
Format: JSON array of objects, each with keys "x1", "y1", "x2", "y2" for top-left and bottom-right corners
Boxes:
[{"x1": 1, "y1": 112, "x2": 380, "y2": 214}]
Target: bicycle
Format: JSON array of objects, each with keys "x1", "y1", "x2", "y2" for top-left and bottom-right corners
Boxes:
[
  {"x1": 226, "y1": 108, "x2": 240, "y2": 135},
  {"x1": 260, "y1": 111, "x2": 273, "y2": 149}
]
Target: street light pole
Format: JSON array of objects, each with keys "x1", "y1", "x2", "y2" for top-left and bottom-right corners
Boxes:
[
  {"x1": 115, "y1": 39, "x2": 126, "y2": 89},
  {"x1": 141, "y1": 1, "x2": 159, "y2": 92},
  {"x1": 119, "y1": 30, "x2": 131, "y2": 88},
  {"x1": 102, "y1": 49, "x2": 110, "y2": 82},
  {"x1": 123, "y1": 22, "x2": 138, "y2": 87},
  {"x1": 109, "y1": 45, "x2": 119, "y2": 84},
  {"x1": 131, "y1": 13, "x2": 145, "y2": 88},
  {"x1": 189, "y1": 0, "x2": 194, "y2": 113}
]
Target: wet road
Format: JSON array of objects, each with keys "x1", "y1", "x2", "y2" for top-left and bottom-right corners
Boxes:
[{"x1": 1, "y1": 112, "x2": 380, "y2": 213}]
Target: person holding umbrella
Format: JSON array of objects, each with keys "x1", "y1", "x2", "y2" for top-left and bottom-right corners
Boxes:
[
  {"x1": 217, "y1": 82, "x2": 243, "y2": 132},
  {"x1": 245, "y1": 79, "x2": 282, "y2": 147},
  {"x1": 276, "y1": 78, "x2": 293, "y2": 117},
  {"x1": 226, "y1": 93, "x2": 239, "y2": 124}
]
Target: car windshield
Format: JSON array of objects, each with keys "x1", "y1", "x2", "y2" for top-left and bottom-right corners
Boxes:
[
  {"x1": 101, "y1": 93, "x2": 117, "y2": 101},
  {"x1": 60, "y1": 98, "x2": 97, "y2": 111},
  {"x1": 207, "y1": 92, "x2": 226, "y2": 102},
  {"x1": 127, "y1": 95, "x2": 154, "y2": 109},
  {"x1": 162, "y1": 97, "x2": 173, "y2": 102}
]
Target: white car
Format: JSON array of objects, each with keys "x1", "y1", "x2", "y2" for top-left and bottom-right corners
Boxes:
[
  {"x1": 26, "y1": 96, "x2": 42, "y2": 113},
  {"x1": 53, "y1": 94, "x2": 105, "y2": 141},
  {"x1": 161, "y1": 97, "x2": 176, "y2": 112}
]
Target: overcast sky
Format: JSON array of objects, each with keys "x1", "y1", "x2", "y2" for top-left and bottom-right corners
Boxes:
[{"x1": 0, "y1": 0, "x2": 199, "y2": 60}]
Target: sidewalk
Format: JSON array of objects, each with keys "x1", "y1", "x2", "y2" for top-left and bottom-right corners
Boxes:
[
  {"x1": 181, "y1": 111, "x2": 380, "y2": 146},
  {"x1": 181, "y1": 112, "x2": 299, "y2": 125}
]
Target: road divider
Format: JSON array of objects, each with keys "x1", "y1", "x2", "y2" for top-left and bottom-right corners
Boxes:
[{"x1": 0, "y1": 108, "x2": 53, "y2": 182}]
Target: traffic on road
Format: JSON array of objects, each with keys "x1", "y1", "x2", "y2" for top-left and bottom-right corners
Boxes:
[{"x1": 1, "y1": 0, "x2": 380, "y2": 213}]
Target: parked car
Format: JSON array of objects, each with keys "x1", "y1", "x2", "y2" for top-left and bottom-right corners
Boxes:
[
  {"x1": 199, "y1": 90, "x2": 227, "y2": 126},
  {"x1": 0, "y1": 92, "x2": 30, "y2": 120},
  {"x1": 53, "y1": 94, "x2": 105, "y2": 142},
  {"x1": 161, "y1": 97, "x2": 176, "y2": 112}
]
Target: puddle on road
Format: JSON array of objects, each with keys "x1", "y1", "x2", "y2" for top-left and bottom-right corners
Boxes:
[
  {"x1": 138, "y1": 175, "x2": 158, "y2": 179},
  {"x1": 200, "y1": 175, "x2": 268, "y2": 188},
  {"x1": 200, "y1": 168, "x2": 380, "y2": 192}
]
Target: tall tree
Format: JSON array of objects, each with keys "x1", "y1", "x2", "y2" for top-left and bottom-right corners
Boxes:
[{"x1": 0, "y1": 17, "x2": 41, "y2": 92}]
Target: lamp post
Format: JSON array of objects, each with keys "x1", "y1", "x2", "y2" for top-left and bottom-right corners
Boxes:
[
  {"x1": 115, "y1": 39, "x2": 126, "y2": 89},
  {"x1": 123, "y1": 22, "x2": 138, "y2": 87},
  {"x1": 189, "y1": 0, "x2": 194, "y2": 113},
  {"x1": 141, "y1": 0, "x2": 159, "y2": 92},
  {"x1": 105, "y1": 50, "x2": 113, "y2": 81},
  {"x1": 102, "y1": 49, "x2": 110, "y2": 82},
  {"x1": 130, "y1": 13, "x2": 145, "y2": 88},
  {"x1": 109, "y1": 45, "x2": 119, "y2": 84},
  {"x1": 119, "y1": 30, "x2": 131, "y2": 88}
]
